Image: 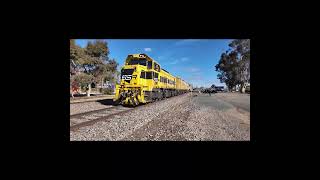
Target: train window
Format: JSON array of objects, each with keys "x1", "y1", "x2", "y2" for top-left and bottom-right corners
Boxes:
[
  {"x1": 153, "y1": 73, "x2": 158, "y2": 82},
  {"x1": 147, "y1": 61, "x2": 152, "y2": 69},
  {"x1": 146, "y1": 72, "x2": 152, "y2": 79},
  {"x1": 153, "y1": 72, "x2": 158, "y2": 79},
  {"x1": 128, "y1": 58, "x2": 147, "y2": 66},
  {"x1": 140, "y1": 71, "x2": 146, "y2": 79},
  {"x1": 154, "y1": 63, "x2": 160, "y2": 72},
  {"x1": 121, "y1": 69, "x2": 134, "y2": 76}
]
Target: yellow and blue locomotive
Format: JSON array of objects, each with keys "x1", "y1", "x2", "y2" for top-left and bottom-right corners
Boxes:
[{"x1": 114, "y1": 54, "x2": 191, "y2": 106}]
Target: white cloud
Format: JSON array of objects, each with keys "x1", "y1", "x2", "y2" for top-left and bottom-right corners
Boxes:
[
  {"x1": 190, "y1": 68, "x2": 200, "y2": 72},
  {"x1": 169, "y1": 60, "x2": 179, "y2": 65},
  {"x1": 192, "y1": 72, "x2": 202, "y2": 76},
  {"x1": 181, "y1": 57, "x2": 189, "y2": 62},
  {"x1": 182, "y1": 67, "x2": 200, "y2": 73},
  {"x1": 189, "y1": 75, "x2": 203, "y2": 81},
  {"x1": 144, "y1": 48, "x2": 152, "y2": 52},
  {"x1": 167, "y1": 57, "x2": 190, "y2": 65}
]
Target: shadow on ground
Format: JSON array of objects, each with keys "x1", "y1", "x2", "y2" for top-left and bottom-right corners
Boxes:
[{"x1": 96, "y1": 99, "x2": 115, "y2": 106}]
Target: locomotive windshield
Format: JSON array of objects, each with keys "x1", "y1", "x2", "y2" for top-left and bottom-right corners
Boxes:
[
  {"x1": 128, "y1": 58, "x2": 147, "y2": 66},
  {"x1": 121, "y1": 69, "x2": 134, "y2": 76}
]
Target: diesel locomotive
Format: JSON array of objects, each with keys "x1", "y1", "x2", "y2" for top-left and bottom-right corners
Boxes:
[{"x1": 114, "y1": 53, "x2": 191, "y2": 106}]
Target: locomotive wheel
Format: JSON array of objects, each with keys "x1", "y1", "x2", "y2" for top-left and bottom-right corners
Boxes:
[
  {"x1": 133, "y1": 97, "x2": 138, "y2": 106},
  {"x1": 134, "y1": 94, "x2": 139, "y2": 106}
]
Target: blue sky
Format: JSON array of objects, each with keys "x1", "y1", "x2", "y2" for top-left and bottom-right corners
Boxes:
[{"x1": 75, "y1": 39, "x2": 232, "y2": 88}]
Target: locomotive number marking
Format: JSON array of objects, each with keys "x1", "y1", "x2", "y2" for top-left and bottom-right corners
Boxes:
[
  {"x1": 122, "y1": 75, "x2": 137, "y2": 80},
  {"x1": 122, "y1": 75, "x2": 132, "y2": 80}
]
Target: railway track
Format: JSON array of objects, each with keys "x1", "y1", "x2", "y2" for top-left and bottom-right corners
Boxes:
[
  {"x1": 70, "y1": 93, "x2": 191, "y2": 131},
  {"x1": 70, "y1": 99, "x2": 112, "y2": 104},
  {"x1": 70, "y1": 95, "x2": 114, "y2": 104},
  {"x1": 70, "y1": 106, "x2": 134, "y2": 131}
]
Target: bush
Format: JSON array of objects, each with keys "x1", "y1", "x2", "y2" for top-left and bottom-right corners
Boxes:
[{"x1": 101, "y1": 88, "x2": 114, "y2": 95}]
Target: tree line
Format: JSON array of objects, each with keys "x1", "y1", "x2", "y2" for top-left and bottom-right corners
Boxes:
[
  {"x1": 70, "y1": 40, "x2": 118, "y2": 97},
  {"x1": 215, "y1": 39, "x2": 250, "y2": 93}
]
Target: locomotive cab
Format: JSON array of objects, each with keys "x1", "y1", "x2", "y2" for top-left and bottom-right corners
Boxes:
[
  {"x1": 120, "y1": 54, "x2": 155, "y2": 87},
  {"x1": 124, "y1": 54, "x2": 154, "y2": 70}
]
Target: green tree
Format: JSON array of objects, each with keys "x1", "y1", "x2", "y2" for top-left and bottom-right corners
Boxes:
[
  {"x1": 70, "y1": 39, "x2": 86, "y2": 97},
  {"x1": 70, "y1": 39, "x2": 90, "y2": 66},
  {"x1": 215, "y1": 51, "x2": 239, "y2": 90},
  {"x1": 215, "y1": 39, "x2": 250, "y2": 93},
  {"x1": 70, "y1": 40, "x2": 118, "y2": 97},
  {"x1": 230, "y1": 39, "x2": 250, "y2": 92},
  {"x1": 86, "y1": 41, "x2": 118, "y2": 93},
  {"x1": 86, "y1": 40, "x2": 110, "y2": 60}
]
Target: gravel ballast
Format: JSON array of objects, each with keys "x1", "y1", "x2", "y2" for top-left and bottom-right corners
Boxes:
[{"x1": 70, "y1": 93, "x2": 250, "y2": 141}]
